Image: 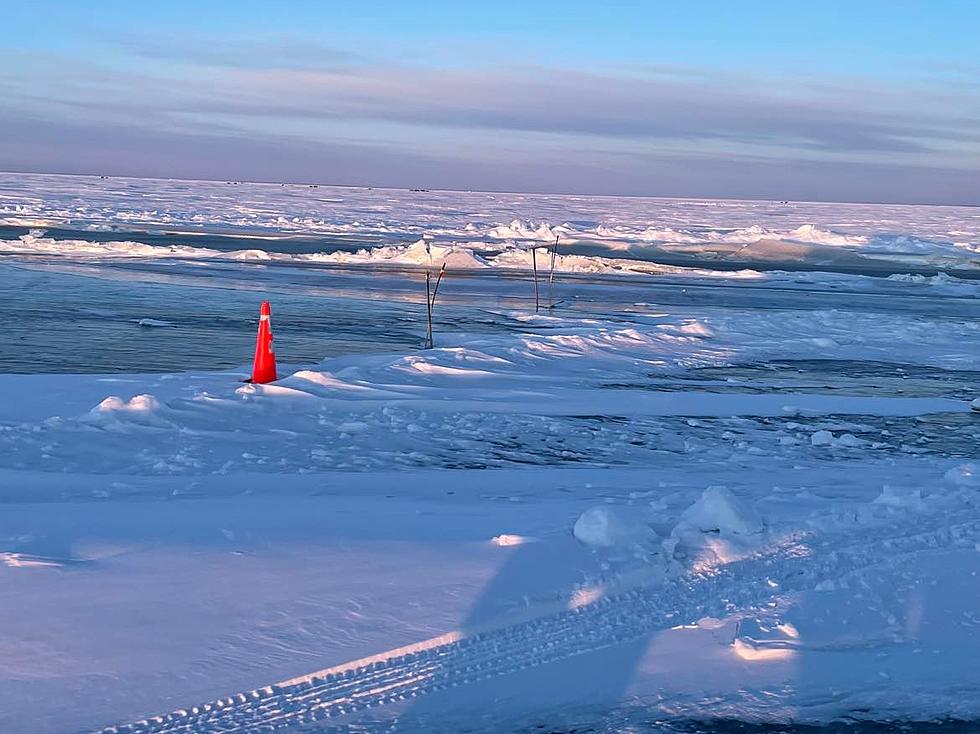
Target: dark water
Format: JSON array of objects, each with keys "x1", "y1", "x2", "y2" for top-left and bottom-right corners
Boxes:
[
  {"x1": 0, "y1": 223, "x2": 416, "y2": 256},
  {"x1": 0, "y1": 264, "x2": 416, "y2": 373},
  {"x1": 2, "y1": 256, "x2": 976, "y2": 374},
  {"x1": 3, "y1": 221, "x2": 979, "y2": 375},
  {"x1": 0, "y1": 261, "x2": 537, "y2": 373}
]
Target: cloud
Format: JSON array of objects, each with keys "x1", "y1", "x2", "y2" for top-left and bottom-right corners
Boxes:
[
  {"x1": 146, "y1": 61, "x2": 979, "y2": 156},
  {"x1": 0, "y1": 39, "x2": 977, "y2": 204},
  {"x1": 1, "y1": 113, "x2": 976, "y2": 205},
  {"x1": 114, "y1": 35, "x2": 356, "y2": 70},
  {"x1": 0, "y1": 113, "x2": 495, "y2": 186}
]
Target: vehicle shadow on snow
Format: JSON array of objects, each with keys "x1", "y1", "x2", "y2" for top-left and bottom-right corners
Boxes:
[
  {"x1": 384, "y1": 513, "x2": 980, "y2": 734},
  {"x1": 388, "y1": 533, "x2": 656, "y2": 733}
]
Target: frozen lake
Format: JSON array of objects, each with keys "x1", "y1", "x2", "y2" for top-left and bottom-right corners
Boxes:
[
  {"x1": 1, "y1": 175, "x2": 978, "y2": 734},
  {"x1": 2, "y1": 224, "x2": 979, "y2": 375}
]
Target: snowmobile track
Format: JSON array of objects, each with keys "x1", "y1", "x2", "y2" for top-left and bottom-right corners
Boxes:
[{"x1": 95, "y1": 510, "x2": 980, "y2": 734}]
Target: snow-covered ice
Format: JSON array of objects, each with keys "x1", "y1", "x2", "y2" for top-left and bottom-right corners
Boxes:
[
  {"x1": 0, "y1": 174, "x2": 979, "y2": 733},
  {"x1": 2, "y1": 173, "x2": 979, "y2": 277}
]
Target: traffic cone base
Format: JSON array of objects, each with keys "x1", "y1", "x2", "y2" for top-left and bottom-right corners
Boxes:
[{"x1": 250, "y1": 301, "x2": 277, "y2": 384}]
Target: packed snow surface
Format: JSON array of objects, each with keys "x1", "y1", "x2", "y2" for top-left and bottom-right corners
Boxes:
[{"x1": 0, "y1": 174, "x2": 979, "y2": 734}]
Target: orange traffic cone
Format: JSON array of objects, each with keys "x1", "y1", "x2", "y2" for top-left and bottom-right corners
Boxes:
[{"x1": 250, "y1": 301, "x2": 277, "y2": 384}]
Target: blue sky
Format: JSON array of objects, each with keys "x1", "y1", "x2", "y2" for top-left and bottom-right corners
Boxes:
[{"x1": 2, "y1": 1, "x2": 978, "y2": 203}]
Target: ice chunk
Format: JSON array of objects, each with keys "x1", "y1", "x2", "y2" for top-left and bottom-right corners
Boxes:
[
  {"x1": 873, "y1": 485, "x2": 926, "y2": 510},
  {"x1": 785, "y1": 224, "x2": 867, "y2": 247},
  {"x1": 573, "y1": 506, "x2": 657, "y2": 548},
  {"x1": 835, "y1": 432, "x2": 868, "y2": 447},
  {"x1": 810, "y1": 430, "x2": 834, "y2": 446},
  {"x1": 677, "y1": 486, "x2": 763, "y2": 536},
  {"x1": 809, "y1": 430, "x2": 868, "y2": 448},
  {"x1": 944, "y1": 463, "x2": 979, "y2": 488},
  {"x1": 92, "y1": 394, "x2": 160, "y2": 415},
  {"x1": 84, "y1": 394, "x2": 167, "y2": 428}
]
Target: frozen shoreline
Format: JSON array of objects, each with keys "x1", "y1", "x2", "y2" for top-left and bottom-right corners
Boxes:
[{"x1": 1, "y1": 176, "x2": 978, "y2": 733}]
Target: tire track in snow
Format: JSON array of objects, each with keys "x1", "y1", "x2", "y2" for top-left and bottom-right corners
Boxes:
[{"x1": 94, "y1": 511, "x2": 980, "y2": 734}]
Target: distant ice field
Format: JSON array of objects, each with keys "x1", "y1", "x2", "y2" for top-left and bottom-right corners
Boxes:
[{"x1": 1, "y1": 172, "x2": 978, "y2": 275}]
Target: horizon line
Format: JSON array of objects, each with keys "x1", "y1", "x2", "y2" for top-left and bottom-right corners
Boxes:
[{"x1": 2, "y1": 167, "x2": 976, "y2": 211}]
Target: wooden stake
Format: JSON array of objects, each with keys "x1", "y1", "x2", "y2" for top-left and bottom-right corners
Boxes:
[
  {"x1": 547, "y1": 234, "x2": 559, "y2": 308},
  {"x1": 424, "y1": 270, "x2": 434, "y2": 349},
  {"x1": 531, "y1": 247, "x2": 540, "y2": 313},
  {"x1": 424, "y1": 262, "x2": 447, "y2": 349},
  {"x1": 432, "y1": 262, "x2": 447, "y2": 303}
]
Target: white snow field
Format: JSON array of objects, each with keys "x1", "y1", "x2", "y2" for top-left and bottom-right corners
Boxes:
[{"x1": 0, "y1": 173, "x2": 979, "y2": 734}]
